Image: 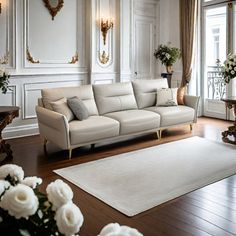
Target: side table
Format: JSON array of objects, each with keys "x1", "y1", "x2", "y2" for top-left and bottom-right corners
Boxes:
[
  {"x1": 221, "y1": 97, "x2": 236, "y2": 145},
  {"x1": 0, "y1": 106, "x2": 20, "y2": 163}
]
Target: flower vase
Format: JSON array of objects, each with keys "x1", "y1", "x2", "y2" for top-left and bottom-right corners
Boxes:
[{"x1": 166, "y1": 65, "x2": 173, "y2": 74}]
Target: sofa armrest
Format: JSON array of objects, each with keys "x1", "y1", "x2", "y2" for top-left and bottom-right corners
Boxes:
[
  {"x1": 184, "y1": 95, "x2": 200, "y2": 123},
  {"x1": 36, "y1": 106, "x2": 70, "y2": 150}
]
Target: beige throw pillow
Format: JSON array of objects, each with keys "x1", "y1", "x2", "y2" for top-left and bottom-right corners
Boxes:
[
  {"x1": 177, "y1": 86, "x2": 186, "y2": 105},
  {"x1": 156, "y1": 88, "x2": 178, "y2": 106},
  {"x1": 50, "y1": 97, "x2": 74, "y2": 122}
]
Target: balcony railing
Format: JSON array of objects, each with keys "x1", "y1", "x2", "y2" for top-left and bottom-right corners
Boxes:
[{"x1": 207, "y1": 66, "x2": 226, "y2": 100}]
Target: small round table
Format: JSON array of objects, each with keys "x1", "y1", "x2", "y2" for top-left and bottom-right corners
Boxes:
[
  {"x1": 221, "y1": 97, "x2": 236, "y2": 145},
  {"x1": 0, "y1": 106, "x2": 20, "y2": 163}
]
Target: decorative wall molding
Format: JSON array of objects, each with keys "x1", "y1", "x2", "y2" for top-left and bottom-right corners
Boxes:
[
  {"x1": 0, "y1": 0, "x2": 15, "y2": 68},
  {"x1": 99, "y1": 50, "x2": 109, "y2": 64},
  {"x1": 0, "y1": 85, "x2": 16, "y2": 106},
  {"x1": 42, "y1": 0, "x2": 64, "y2": 20},
  {"x1": 68, "y1": 52, "x2": 79, "y2": 64},
  {"x1": 23, "y1": 0, "x2": 84, "y2": 68},
  {"x1": 26, "y1": 47, "x2": 40, "y2": 64},
  {"x1": 96, "y1": 0, "x2": 114, "y2": 67},
  {"x1": 0, "y1": 51, "x2": 10, "y2": 64}
]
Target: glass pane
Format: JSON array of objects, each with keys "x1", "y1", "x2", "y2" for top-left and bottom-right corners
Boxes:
[{"x1": 205, "y1": 6, "x2": 226, "y2": 99}]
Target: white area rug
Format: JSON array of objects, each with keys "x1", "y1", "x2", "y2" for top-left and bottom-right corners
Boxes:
[{"x1": 54, "y1": 137, "x2": 236, "y2": 217}]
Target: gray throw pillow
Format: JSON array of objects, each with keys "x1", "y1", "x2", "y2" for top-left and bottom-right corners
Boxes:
[{"x1": 67, "y1": 96, "x2": 89, "y2": 121}]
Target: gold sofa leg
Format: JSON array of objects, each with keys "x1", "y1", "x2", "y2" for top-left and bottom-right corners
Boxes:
[
  {"x1": 69, "y1": 148, "x2": 73, "y2": 159},
  {"x1": 190, "y1": 124, "x2": 193, "y2": 132},
  {"x1": 157, "y1": 130, "x2": 163, "y2": 139}
]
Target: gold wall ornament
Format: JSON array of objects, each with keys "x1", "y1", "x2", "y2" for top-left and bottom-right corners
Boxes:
[
  {"x1": 43, "y1": 0, "x2": 64, "y2": 20},
  {"x1": 68, "y1": 52, "x2": 79, "y2": 64},
  {"x1": 228, "y1": 2, "x2": 233, "y2": 9},
  {"x1": 0, "y1": 51, "x2": 10, "y2": 65},
  {"x1": 99, "y1": 51, "x2": 109, "y2": 64},
  {"x1": 100, "y1": 18, "x2": 113, "y2": 45},
  {"x1": 26, "y1": 48, "x2": 40, "y2": 64}
]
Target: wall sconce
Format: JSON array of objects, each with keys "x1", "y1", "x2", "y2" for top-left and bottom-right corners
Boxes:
[{"x1": 100, "y1": 18, "x2": 113, "y2": 45}]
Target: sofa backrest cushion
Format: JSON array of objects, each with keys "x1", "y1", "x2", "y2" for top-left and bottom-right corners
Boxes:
[
  {"x1": 132, "y1": 78, "x2": 169, "y2": 108},
  {"x1": 41, "y1": 85, "x2": 98, "y2": 116},
  {"x1": 93, "y1": 82, "x2": 138, "y2": 115}
]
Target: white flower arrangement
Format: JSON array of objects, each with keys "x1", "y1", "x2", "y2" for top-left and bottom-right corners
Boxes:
[
  {"x1": 222, "y1": 54, "x2": 236, "y2": 83},
  {"x1": 0, "y1": 164, "x2": 83, "y2": 236},
  {"x1": 0, "y1": 164, "x2": 143, "y2": 236},
  {"x1": 98, "y1": 223, "x2": 143, "y2": 236}
]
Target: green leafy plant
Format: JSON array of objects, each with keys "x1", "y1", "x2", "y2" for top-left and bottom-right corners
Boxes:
[
  {"x1": 154, "y1": 43, "x2": 181, "y2": 66},
  {"x1": 0, "y1": 69, "x2": 10, "y2": 94}
]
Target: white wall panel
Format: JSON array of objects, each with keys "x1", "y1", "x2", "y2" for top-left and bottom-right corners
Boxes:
[
  {"x1": 23, "y1": 0, "x2": 85, "y2": 69},
  {"x1": 0, "y1": 0, "x2": 15, "y2": 67},
  {"x1": 0, "y1": 86, "x2": 16, "y2": 106}
]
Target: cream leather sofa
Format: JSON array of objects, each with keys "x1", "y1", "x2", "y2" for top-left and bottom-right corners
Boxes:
[{"x1": 36, "y1": 79, "x2": 200, "y2": 159}]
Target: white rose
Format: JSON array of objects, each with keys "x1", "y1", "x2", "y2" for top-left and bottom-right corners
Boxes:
[
  {"x1": 46, "y1": 179, "x2": 73, "y2": 210},
  {"x1": 231, "y1": 70, "x2": 235, "y2": 75},
  {"x1": 229, "y1": 66, "x2": 232, "y2": 70},
  {"x1": 98, "y1": 223, "x2": 143, "y2": 236},
  {"x1": 234, "y1": 67, "x2": 236, "y2": 71},
  {"x1": 0, "y1": 184, "x2": 38, "y2": 219},
  {"x1": 55, "y1": 202, "x2": 84, "y2": 236},
  {"x1": 21, "y1": 176, "x2": 42, "y2": 189},
  {"x1": 0, "y1": 164, "x2": 24, "y2": 182},
  {"x1": 0, "y1": 180, "x2": 10, "y2": 196}
]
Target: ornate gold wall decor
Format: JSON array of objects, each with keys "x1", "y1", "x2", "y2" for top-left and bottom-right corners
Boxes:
[
  {"x1": 100, "y1": 18, "x2": 113, "y2": 45},
  {"x1": 0, "y1": 51, "x2": 10, "y2": 64},
  {"x1": 68, "y1": 52, "x2": 79, "y2": 64},
  {"x1": 43, "y1": 0, "x2": 64, "y2": 20},
  {"x1": 26, "y1": 48, "x2": 40, "y2": 64},
  {"x1": 99, "y1": 51, "x2": 109, "y2": 64}
]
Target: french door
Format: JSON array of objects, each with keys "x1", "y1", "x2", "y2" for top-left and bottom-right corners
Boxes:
[{"x1": 202, "y1": 0, "x2": 235, "y2": 119}]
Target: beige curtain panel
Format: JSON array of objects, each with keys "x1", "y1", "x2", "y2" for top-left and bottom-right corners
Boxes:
[{"x1": 180, "y1": 0, "x2": 198, "y2": 86}]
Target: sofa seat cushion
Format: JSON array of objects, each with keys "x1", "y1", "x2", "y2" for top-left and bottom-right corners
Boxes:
[
  {"x1": 145, "y1": 106, "x2": 195, "y2": 127},
  {"x1": 105, "y1": 110, "x2": 160, "y2": 135},
  {"x1": 69, "y1": 116, "x2": 120, "y2": 145}
]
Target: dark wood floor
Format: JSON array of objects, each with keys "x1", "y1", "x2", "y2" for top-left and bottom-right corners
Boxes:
[{"x1": 3, "y1": 117, "x2": 236, "y2": 236}]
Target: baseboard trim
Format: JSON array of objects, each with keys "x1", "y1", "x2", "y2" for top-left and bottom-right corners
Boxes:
[{"x1": 2, "y1": 124, "x2": 39, "y2": 139}]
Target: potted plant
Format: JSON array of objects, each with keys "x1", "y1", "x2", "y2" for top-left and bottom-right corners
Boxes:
[
  {"x1": 154, "y1": 43, "x2": 181, "y2": 73},
  {"x1": 0, "y1": 68, "x2": 11, "y2": 94}
]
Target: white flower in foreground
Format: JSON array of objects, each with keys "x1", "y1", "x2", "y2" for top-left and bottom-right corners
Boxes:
[
  {"x1": 0, "y1": 184, "x2": 38, "y2": 219},
  {"x1": 0, "y1": 180, "x2": 10, "y2": 196},
  {"x1": 98, "y1": 223, "x2": 143, "y2": 236},
  {"x1": 0, "y1": 164, "x2": 24, "y2": 182},
  {"x1": 55, "y1": 202, "x2": 84, "y2": 236},
  {"x1": 21, "y1": 176, "x2": 42, "y2": 189},
  {"x1": 46, "y1": 179, "x2": 73, "y2": 210}
]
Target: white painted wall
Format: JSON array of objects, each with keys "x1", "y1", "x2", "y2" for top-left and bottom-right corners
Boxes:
[
  {"x1": 0, "y1": 0, "x2": 181, "y2": 139},
  {"x1": 159, "y1": 0, "x2": 182, "y2": 87}
]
